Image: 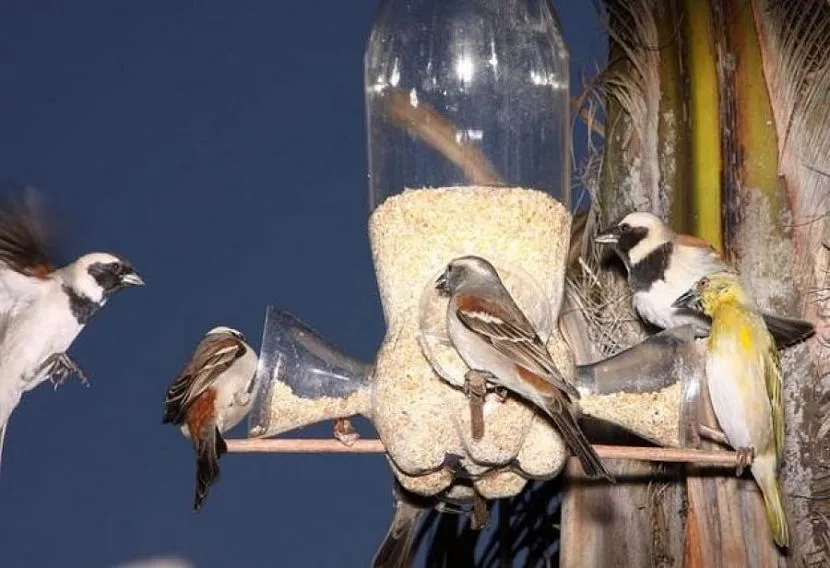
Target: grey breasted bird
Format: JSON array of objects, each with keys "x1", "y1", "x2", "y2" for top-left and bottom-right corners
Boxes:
[
  {"x1": 437, "y1": 255, "x2": 612, "y2": 481},
  {"x1": 595, "y1": 211, "x2": 814, "y2": 347},
  {"x1": 163, "y1": 326, "x2": 257, "y2": 510},
  {"x1": 0, "y1": 190, "x2": 144, "y2": 471}
]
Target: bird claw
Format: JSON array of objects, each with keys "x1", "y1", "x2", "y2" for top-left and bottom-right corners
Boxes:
[
  {"x1": 40, "y1": 353, "x2": 89, "y2": 390},
  {"x1": 735, "y1": 446, "x2": 755, "y2": 476},
  {"x1": 333, "y1": 418, "x2": 360, "y2": 447}
]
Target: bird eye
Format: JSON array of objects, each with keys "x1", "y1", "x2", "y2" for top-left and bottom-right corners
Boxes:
[
  {"x1": 699, "y1": 277, "x2": 709, "y2": 288},
  {"x1": 619, "y1": 223, "x2": 631, "y2": 232}
]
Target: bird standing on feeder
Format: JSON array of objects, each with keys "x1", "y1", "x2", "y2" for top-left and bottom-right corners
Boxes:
[
  {"x1": 163, "y1": 326, "x2": 258, "y2": 510},
  {"x1": 673, "y1": 272, "x2": 790, "y2": 548},
  {"x1": 0, "y1": 190, "x2": 144, "y2": 471},
  {"x1": 436, "y1": 255, "x2": 613, "y2": 481},
  {"x1": 595, "y1": 211, "x2": 813, "y2": 347}
]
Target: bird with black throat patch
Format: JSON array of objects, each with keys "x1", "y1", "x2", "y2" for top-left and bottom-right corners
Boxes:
[
  {"x1": 437, "y1": 255, "x2": 613, "y2": 481},
  {"x1": 594, "y1": 211, "x2": 814, "y2": 348},
  {"x1": 163, "y1": 326, "x2": 258, "y2": 511},
  {"x1": 0, "y1": 189, "x2": 144, "y2": 471}
]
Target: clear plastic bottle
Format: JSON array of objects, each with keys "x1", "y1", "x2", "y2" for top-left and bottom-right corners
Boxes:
[
  {"x1": 364, "y1": 0, "x2": 576, "y2": 499},
  {"x1": 364, "y1": 0, "x2": 570, "y2": 210}
]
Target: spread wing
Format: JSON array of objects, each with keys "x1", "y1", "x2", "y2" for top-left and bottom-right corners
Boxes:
[
  {"x1": 0, "y1": 190, "x2": 56, "y2": 338},
  {"x1": 763, "y1": 331, "x2": 785, "y2": 460},
  {"x1": 454, "y1": 293, "x2": 580, "y2": 399},
  {"x1": 163, "y1": 334, "x2": 247, "y2": 425},
  {"x1": 0, "y1": 190, "x2": 54, "y2": 278}
]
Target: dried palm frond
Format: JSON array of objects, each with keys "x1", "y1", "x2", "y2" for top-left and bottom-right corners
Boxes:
[{"x1": 750, "y1": 0, "x2": 830, "y2": 559}]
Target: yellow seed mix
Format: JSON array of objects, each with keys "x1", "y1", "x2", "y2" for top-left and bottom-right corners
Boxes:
[
  {"x1": 578, "y1": 382, "x2": 683, "y2": 447},
  {"x1": 368, "y1": 186, "x2": 573, "y2": 496},
  {"x1": 252, "y1": 380, "x2": 371, "y2": 438}
]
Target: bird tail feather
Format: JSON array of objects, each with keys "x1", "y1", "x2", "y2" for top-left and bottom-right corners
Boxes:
[
  {"x1": 372, "y1": 497, "x2": 423, "y2": 568},
  {"x1": 193, "y1": 425, "x2": 227, "y2": 511},
  {"x1": 752, "y1": 454, "x2": 791, "y2": 549},
  {"x1": 763, "y1": 313, "x2": 815, "y2": 348},
  {"x1": 0, "y1": 422, "x2": 6, "y2": 477},
  {"x1": 540, "y1": 394, "x2": 614, "y2": 482}
]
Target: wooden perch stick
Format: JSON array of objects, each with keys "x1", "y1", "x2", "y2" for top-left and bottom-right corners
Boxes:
[{"x1": 226, "y1": 438, "x2": 746, "y2": 467}]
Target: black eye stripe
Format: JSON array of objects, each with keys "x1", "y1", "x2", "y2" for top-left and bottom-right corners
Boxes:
[{"x1": 87, "y1": 261, "x2": 129, "y2": 293}]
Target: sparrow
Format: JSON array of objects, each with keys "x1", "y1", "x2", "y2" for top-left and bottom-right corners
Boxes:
[
  {"x1": 0, "y1": 190, "x2": 144, "y2": 470},
  {"x1": 437, "y1": 255, "x2": 613, "y2": 481},
  {"x1": 163, "y1": 326, "x2": 258, "y2": 511},
  {"x1": 674, "y1": 272, "x2": 790, "y2": 548},
  {"x1": 595, "y1": 211, "x2": 814, "y2": 347}
]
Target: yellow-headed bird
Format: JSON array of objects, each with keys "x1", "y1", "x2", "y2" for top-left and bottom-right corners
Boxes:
[{"x1": 673, "y1": 271, "x2": 790, "y2": 548}]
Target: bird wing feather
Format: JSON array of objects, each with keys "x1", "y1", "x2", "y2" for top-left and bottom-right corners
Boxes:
[
  {"x1": 454, "y1": 294, "x2": 580, "y2": 399},
  {"x1": 763, "y1": 331, "x2": 785, "y2": 460},
  {"x1": 0, "y1": 190, "x2": 56, "y2": 332},
  {"x1": 163, "y1": 334, "x2": 247, "y2": 425}
]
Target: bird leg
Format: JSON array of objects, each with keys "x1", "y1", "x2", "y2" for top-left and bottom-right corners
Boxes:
[
  {"x1": 464, "y1": 370, "x2": 488, "y2": 441},
  {"x1": 333, "y1": 417, "x2": 360, "y2": 447},
  {"x1": 698, "y1": 424, "x2": 730, "y2": 447},
  {"x1": 735, "y1": 446, "x2": 755, "y2": 477},
  {"x1": 39, "y1": 353, "x2": 90, "y2": 390}
]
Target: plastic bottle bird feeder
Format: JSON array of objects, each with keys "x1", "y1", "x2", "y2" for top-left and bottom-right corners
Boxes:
[
  {"x1": 364, "y1": 0, "x2": 576, "y2": 499},
  {"x1": 235, "y1": 0, "x2": 748, "y2": 508}
]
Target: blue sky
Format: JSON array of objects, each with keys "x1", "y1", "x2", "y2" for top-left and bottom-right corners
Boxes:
[{"x1": 0, "y1": 2, "x2": 605, "y2": 566}]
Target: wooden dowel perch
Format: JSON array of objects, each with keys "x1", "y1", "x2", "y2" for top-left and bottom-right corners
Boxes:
[{"x1": 226, "y1": 438, "x2": 747, "y2": 467}]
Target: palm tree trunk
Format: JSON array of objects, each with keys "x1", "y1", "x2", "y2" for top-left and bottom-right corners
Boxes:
[{"x1": 562, "y1": 0, "x2": 829, "y2": 565}]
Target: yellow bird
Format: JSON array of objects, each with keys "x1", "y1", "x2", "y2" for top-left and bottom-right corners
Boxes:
[{"x1": 673, "y1": 271, "x2": 790, "y2": 548}]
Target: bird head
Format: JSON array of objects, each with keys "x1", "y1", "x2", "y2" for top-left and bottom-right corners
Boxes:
[
  {"x1": 672, "y1": 272, "x2": 743, "y2": 316},
  {"x1": 206, "y1": 326, "x2": 245, "y2": 342},
  {"x1": 595, "y1": 211, "x2": 673, "y2": 267},
  {"x1": 64, "y1": 252, "x2": 144, "y2": 303},
  {"x1": 436, "y1": 255, "x2": 499, "y2": 295}
]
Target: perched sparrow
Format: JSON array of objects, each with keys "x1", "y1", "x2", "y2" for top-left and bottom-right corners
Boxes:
[
  {"x1": 163, "y1": 326, "x2": 257, "y2": 511},
  {"x1": 595, "y1": 212, "x2": 813, "y2": 347},
  {"x1": 0, "y1": 191, "x2": 143, "y2": 470},
  {"x1": 437, "y1": 255, "x2": 612, "y2": 481},
  {"x1": 674, "y1": 272, "x2": 790, "y2": 548}
]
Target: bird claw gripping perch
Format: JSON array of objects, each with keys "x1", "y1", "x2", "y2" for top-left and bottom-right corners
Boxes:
[
  {"x1": 333, "y1": 417, "x2": 360, "y2": 447},
  {"x1": 735, "y1": 447, "x2": 755, "y2": 477},
  {"x1": 40, "y1": 352, "x2": 90, "y2": 390}
]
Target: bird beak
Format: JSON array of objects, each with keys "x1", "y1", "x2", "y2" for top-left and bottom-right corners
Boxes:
[
  {"x1": 435, "y1": 271, "x2": 449, "y2": 293},
  {"x1": 121, "y1": 272, "x2": 145, "y2": 287},
  {"x1": 594, "y1": 226, "x2": 621, "y2": 245},
  {"x1": 672, "y1": 289, "x2": 697, "y2": 310}
]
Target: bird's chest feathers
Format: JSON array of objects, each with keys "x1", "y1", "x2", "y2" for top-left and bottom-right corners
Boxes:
[
  {"x1": 630, "y1": 245, "x2": 713, "y2": 327},
  {"x1": 706, "y1": 308, "x2": 767, "y2": 396},
  {"x1": 0, "y1": 290, "x2": 87, "y2": 382},
  {"x1": 705, "y1": 308, "x2": 772, "y2": 447}
]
